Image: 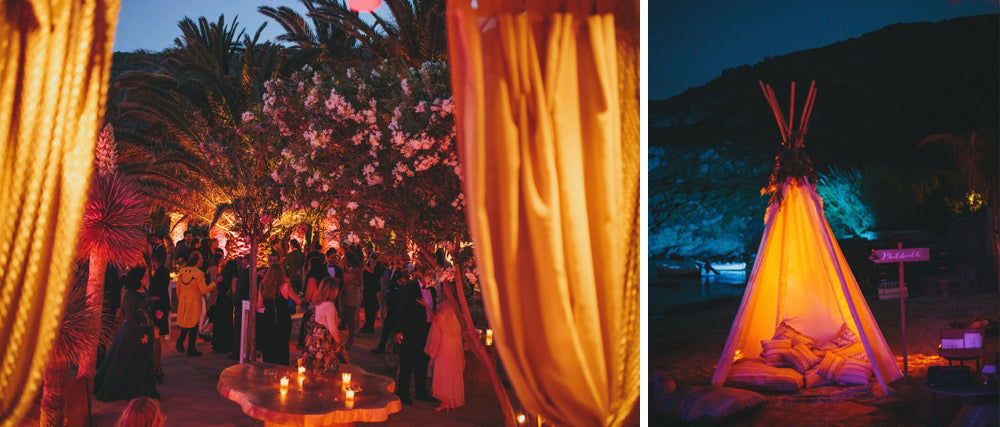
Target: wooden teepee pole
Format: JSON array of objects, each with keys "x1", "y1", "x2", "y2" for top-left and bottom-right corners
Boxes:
[
  {"x1": 798, "y1": 81, "x2": 818, "y2": 143},
  {"x1": 788, "y1": 81, "x2": 796, "y2": 133},
  {"x1": 759, "y1": 81, "x2": 790, "y2": 143}
]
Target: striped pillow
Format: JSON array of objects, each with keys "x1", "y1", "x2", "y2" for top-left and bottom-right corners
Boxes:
[
  {"x1": 773, "y1": 321, "x2": 817, "y2": 347},
  {"x1": 780, "y1": 343, "x2": 821, "y2": 373},
  {"x1": 760, "y1": 339, "x2": 792, "y2": 367},
  {"x1": 816, "y1": 352, "x2": 873, "y2": 386},
  {"x1": 727, "y1": 359, "x2": 803, "y2": 393},
  {"x1": 804, "y1": 366, "x2": 833, "y2": 388},
  {"x1": 814, "y1": 323, "x2": 859, "y2": 352},
  {"x1": 833, "y1": 342, "x2": 870, "y2": 362}
]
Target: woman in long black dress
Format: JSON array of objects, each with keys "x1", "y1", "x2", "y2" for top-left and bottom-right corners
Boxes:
[
  {"x1": 94, "y1": 266, "x2": 159, "y2": 401},
  {"x1": 147, "y1": 252, "x2": 170, "y2": 383},
  {"x1": 211, "y1": 260, "x2": 238, "y2": 353},
  {"x1": 257, "y1": 265, "x2": 293, "y2": 365}
]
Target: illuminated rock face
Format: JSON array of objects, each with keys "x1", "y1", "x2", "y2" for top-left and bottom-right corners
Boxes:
[
  {"x1": 649, "y1": 145, "x2": 884, "y2": 263},
  {"x1": 648, "y1": 143, "x2": 770, "y2": 263}
]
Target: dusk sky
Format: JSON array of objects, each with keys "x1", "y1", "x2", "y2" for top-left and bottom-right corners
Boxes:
[
  {"x1": 650, "y1": 1, "x2": 999, "y2": 100},
  {"x1": 114, "y1": 0, "x2": 381, "y2": 53},
  {"x1": 114, "y1": 1, "x2": 998, "y2": 100}
]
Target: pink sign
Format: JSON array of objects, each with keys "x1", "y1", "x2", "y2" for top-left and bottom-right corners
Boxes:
[{"x1": 871, "y1": 247, "x2": 929, "y2": 264}]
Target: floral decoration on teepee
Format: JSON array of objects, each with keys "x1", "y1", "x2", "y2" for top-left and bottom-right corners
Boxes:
[{"x1": 760, "y1": 81, "x2": 819, "y2": 204}]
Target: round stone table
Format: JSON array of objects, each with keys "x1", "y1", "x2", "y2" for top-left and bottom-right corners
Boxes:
[{"x1": 218, "y1": 363, "x2": 402, "y2": 426}]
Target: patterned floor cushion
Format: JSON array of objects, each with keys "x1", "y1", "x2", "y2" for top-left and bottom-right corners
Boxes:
[
  {"x1": 727, "y1": 358, "x2": 803, "y2": 392},
  {"x1": 652, "y1": 370, "x2": 768, "y2": 423},
  {"x1": 672, "y1": 386, "x2": 768, "y2": 423}
]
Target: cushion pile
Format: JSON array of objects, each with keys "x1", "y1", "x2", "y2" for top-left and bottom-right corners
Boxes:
[{"x1": 726, "y1": 321, "x2": 875, "y2": 392}]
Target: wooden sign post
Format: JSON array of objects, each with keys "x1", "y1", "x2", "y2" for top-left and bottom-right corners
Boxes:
[{"x1": 871, "y1": 244, "x2": 929, "y2": 379}]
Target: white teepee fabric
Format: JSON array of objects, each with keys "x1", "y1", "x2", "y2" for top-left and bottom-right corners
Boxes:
[{"x1": 711, "y1": 179, "x2": 903, "y2": 394}]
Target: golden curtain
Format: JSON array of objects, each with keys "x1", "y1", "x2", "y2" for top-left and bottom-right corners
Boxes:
[
  {"x1": 447, "y1": 1, "x2": 639, "y2": 425},
  {"x1": 0, "y1": 1, "x2": 120, "y2": 425}
]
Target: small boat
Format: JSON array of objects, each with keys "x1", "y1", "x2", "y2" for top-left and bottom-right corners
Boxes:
[{"x1": 653, "y1": 261, "x2": 701, "y2": 278}]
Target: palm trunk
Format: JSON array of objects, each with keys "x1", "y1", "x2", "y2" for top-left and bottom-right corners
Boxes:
[
  {"x1": 452, "y1": 255, "x2": 516, "y2": 426},
  {"x1": 41, "y1": 358, "x2": 68, "y2": 426},
  {"x1": 243, "y1": 238, "x2": 258, "y2": 363},
  {"x1": 78, "y1": 255, "x2": 106, "y2": 379}
]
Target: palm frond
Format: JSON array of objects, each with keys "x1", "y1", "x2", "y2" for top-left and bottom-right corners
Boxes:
[
  {"x1": 51, "y1": 267, "x2": 112, "y2": 365},
  {"x1": 78, "y1": 174, "x2": 149, "y2": 268}
]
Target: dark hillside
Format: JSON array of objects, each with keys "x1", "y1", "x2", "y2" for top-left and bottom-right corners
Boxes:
[{"x1": 650, "y1": 14, "x2": 999, "y2": 170}]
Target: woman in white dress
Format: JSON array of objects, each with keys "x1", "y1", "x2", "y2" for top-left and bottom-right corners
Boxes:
[{"x1": 421, "y1": 280, "x2": 465, "y2": 411}]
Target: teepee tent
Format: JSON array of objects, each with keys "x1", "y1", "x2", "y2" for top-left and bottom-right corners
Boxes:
[{"x1": 711, "y1": 81, "x2": 903, "y2": 394}]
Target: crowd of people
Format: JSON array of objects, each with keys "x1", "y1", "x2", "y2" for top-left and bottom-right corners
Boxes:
[{"x1": 91, "y1": 229, "x2": 467, "y2": 415}]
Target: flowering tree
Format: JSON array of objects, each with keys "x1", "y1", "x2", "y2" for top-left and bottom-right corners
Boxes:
[
  {"x1": 253, "y1": 62, "x2": 464, "y2": 247},
  {"x1": 250, "y1": 61, "x2": 514, "y2": 422}
]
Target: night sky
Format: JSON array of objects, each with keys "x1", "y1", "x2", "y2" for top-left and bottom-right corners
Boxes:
[
  {"x1": 650, "y1": 0, "x2": 999, "y2": 100},
  {"x1": 114, "y1": 0, "x2": 381, "y2": 53}
]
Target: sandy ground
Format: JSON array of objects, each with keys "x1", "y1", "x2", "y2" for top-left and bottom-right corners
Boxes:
[
  {"x1": 650, "y1": 291, "x2": 999, "y2": 426},
  {"x1": 18, "y1": 316, "x2": 506, "y2": 426}
]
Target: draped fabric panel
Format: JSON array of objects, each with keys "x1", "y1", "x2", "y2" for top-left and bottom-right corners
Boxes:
[
  {"x1": 0, "y1": 1, "x2": 120, "y2": 425},
  {"x1": 447, "y1": 1, "x2": 639, "y2": 424}
]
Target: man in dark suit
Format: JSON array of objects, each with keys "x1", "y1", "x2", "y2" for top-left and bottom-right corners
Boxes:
[
  {"x1": 174, "y1": 230, "x2": 195, "y2": 267},
  {"x1": 284, "y1": 239, "x2": 305, "y2": 293},
  {"x1": 393, "y1": 266, "x2": 437, "y2": 405},
  {"x1": 230, "y1": 254, "x2": 251, "y2": 360},
  {"x1": 372, "y1": 259, "x2": 404, "y2": 354}
]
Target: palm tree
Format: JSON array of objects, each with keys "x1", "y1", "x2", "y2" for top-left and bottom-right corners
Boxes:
[
  {"x1": 110, "y1": 15, "x2": 292, "y2": 361},
  {"x1": 76, "y1": 125, "x2": 148, "y2": 380},
  {"x1": 259, "y1": 1, "x2": 364, "y2": 66},
  {"x1": 264, "y1": 0, "x2": 447, "y2": 69},
  {"x1": 41, "y1": 267, "x2": 110, "y2": 425},
  {"x1": 918, "y1": 130, "x2": 999, "y2": 289}
]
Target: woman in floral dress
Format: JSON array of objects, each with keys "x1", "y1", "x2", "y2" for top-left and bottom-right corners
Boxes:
[{"x1": 288, "y1": 276, "x2": 349, "y2": 374}]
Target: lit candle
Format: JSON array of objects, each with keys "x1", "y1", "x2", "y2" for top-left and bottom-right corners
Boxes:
[
  {"x1": 485, "y1": 329, "x2": 493, "y2": 346},
  {"x1": 342, "y1": 371, "x2": 351, "y2": 387},
  {"x1": 345, "y1": 389, "x2": 355, "y2": 409},
  {"x1": 517, "y1": 413, "x2": 526, "y2": 424},
  {"x1": 298, "y1": 366, "x2": 306, "y2": 375},
  {"x1": 280, "y1": 376, "x2": 289, "y2": 390}
]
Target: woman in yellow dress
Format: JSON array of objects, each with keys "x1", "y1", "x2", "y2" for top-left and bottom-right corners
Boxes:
[{"x1": 176, "y1": 252, "x2": 216, "y2": 356}]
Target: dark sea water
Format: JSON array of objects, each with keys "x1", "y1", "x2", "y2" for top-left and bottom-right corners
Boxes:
[{"x1": 650, "y1": 270, "x2": 748, "y2": 318}]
